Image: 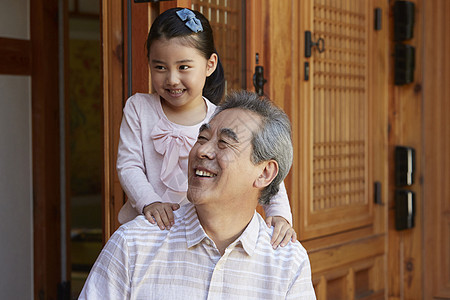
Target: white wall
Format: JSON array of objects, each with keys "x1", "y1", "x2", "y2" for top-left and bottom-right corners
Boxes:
[
  {"x1": 0, "y1": 1, "x2": 33, "y2": 299},
  {"x1": 0, "y1": 0, "x2": 29, "y2": 39}
]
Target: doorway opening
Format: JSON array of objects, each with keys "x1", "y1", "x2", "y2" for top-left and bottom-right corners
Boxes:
[{"x1": 66, "y1": 0, "x2": 102, "y2": 298}]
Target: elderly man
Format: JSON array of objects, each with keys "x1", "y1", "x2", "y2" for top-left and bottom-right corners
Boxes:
[{"x1": 79, "y1": 91, "x2": 316, "y2": 299}]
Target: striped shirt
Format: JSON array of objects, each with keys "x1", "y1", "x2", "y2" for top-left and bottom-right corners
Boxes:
[{"x1": 79, "y1": 204, "x2": 316, "y2": 299}]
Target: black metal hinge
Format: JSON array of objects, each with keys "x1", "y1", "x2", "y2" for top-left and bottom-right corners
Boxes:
[
  {"x1": 374, "y1": 8, "x2": 382, "y2": 30},
  {"x1": 374, "y1": 181, "x2": 383, "y2": 205}
]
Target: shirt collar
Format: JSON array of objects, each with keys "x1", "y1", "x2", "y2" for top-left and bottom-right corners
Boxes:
[
  {"x1": 183, "y1": 204, "x2": 259, "y2": 257},
  {"x1": 183, "y1": 204, "x2": 209, "y2": 248},
  {"x1": 232, "y1": 211, "x2": 258, "y2": 256}
]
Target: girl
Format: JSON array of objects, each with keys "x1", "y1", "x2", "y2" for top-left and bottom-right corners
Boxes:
[{"x1": 117, "y1": 7, "x2": 296, "y2": 248}]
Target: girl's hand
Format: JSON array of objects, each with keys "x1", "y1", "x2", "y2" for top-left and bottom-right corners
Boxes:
[
  {"x1": 265, "y1": 216, "x2": 298, "y2": 249},
  {"x1": 143, "y1": 202, "x2": 180, "y2": 230}
]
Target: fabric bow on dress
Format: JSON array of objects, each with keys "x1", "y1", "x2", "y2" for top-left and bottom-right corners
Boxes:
[{"x1": 150, "y1": 117, "x2": 196, "y2": 193}]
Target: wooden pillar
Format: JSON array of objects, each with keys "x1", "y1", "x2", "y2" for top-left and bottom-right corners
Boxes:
[
  {"x1": 102, "y1": 0, "x2": 125, "y2": 239},
  {"x1": 387, "y1": 0, "x2": 424, "y2": 298},
  {"x1": 31, "y1": 0, "x2": 61, "y2": 298}
]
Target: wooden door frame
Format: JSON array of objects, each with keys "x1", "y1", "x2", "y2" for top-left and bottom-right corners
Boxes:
[
  {"x1": 387, "y1": 0, "x2": 424, "y2": 297},
  {"x1": 102, "y1": 0, "x2": 126, "y2": 241},
  {"x1": 103, "y1": 0, "x2": 190, "y2": 239},
  {"x1": 423, "y1": 0, "x2": 450, "y2": 298},
  {"x1": 103, "y1": 0, "x2": 191, "y2": 239},
  {"x1": 31, "y1": 0, "x2": 62, "y2": 298}
]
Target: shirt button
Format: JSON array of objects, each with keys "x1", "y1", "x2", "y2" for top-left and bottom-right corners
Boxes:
[{"x1": 205, "y1": 239, "x2": 211, "y2": 246}]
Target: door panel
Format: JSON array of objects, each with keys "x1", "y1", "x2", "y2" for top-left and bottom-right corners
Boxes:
[
  {"x1": 300, "y1": 0, "x2": 373, "y2": 240},
  {"x1": 191, "y1": 0, "x2": 245, "y2": 91},
  {"x1": 423, "y1": 0, "x2": 450, "y2": 298},
  {"x1": 293, "y1": 0, "x2": 389, "y2": 298}
]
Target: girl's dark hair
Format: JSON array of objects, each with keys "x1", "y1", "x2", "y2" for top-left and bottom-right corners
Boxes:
[{"x1": 146, "y1": 7, "x2": 225, "y2": 104}]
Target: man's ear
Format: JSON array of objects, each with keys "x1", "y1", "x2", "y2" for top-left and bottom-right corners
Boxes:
[
  {"x1": 254, "y1": 160, "x2": 279, "y2": 188},
  {"x1": 206, "y1": 53, "x2": 218, "y2": 77}
]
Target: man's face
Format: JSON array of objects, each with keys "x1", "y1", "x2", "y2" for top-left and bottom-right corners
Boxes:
[{"x1": 187, "y1": 108, "x2": 263, "y2": 208}]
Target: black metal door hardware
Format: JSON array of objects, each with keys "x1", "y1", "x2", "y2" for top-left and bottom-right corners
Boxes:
[
  {"x1": 395, "y1": 189, "x2": 415, "y2": 230},
  {"x1": 253, "y1": 53, "x2": 267, "y2": 96},
  {"x1": 304, "y1": 31, "x2": 325, "y2": 58},
  {"x1": 395, "y1": 146, "x2": 415, "y2": 186}
]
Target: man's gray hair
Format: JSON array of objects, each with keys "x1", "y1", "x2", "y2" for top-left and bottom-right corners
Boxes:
[{"x1": 213, "y1": 90, "x2": 293, "y2": 205}]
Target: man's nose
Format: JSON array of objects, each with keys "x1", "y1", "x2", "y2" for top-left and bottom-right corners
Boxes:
[{"x1": 196, "y1": 141, "x2": 216, "y2": 160}]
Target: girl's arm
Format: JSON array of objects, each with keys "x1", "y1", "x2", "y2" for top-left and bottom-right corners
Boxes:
[
  {"x1": 263, "y1": 181, "x2": 297, "y2": 248},
  {"x1": 263, "y1": 181, "x2": 293, "y2": 225},
  {"x1": 117, "y1": 98, "x2": 163, "y2": 216}
]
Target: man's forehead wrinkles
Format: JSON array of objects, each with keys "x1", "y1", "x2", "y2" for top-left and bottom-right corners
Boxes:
[
  {"x1": 209, "y1": 109, "x2": 261, "y2": 142},
  {"x1": 226, "y1": 113, "x2": 260, "y2": 139}
]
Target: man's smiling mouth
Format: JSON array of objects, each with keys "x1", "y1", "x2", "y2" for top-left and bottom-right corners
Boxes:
[{"x1": 195, "y1": 169, "x2": 217, "y2": 178}]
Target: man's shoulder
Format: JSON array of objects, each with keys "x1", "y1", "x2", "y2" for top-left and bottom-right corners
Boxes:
[
  {"x1": 119, "y1": 204, "x2": 192, "y2": 237},
  {"x1": 254, "y1": 213, "x2": 309, "y2": 261},
  {"x1": 118, "y1": 215, "x2": 164, "y2": 238}
]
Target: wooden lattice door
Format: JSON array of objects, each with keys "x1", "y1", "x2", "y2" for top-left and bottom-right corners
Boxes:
[
  {"x1": 191, "y1": 0, "x2": 245, "y2": 92},
  {"x1": 300, "y1": 0, "x2": 379, "y2": 240},
  {"x1": 297, "y1": 0, "x2": 388, "y2": 298}
]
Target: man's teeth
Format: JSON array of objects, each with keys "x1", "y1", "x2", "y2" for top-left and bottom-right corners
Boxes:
[{"x1": 195, "y1": 170, "x2": 216, "y2": 177}]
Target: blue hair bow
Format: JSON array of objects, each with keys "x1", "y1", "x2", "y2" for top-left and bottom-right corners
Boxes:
[{"x1": 176, "y1": 8, "x2": 203, "y2": 33}]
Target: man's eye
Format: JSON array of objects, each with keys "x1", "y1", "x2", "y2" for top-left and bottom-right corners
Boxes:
[
  {"x1": 179, "y1": 65, "x2": 189, "y2": 70},
  {"x1": 218, "y1": 139, "x2": 230, "y2": 148},
  {"x1": 154, "y1": 65, "x2": 165, "y2": 70},
  {"x1": 197, "y1": 135, "x2": 208, "y2": 142}
]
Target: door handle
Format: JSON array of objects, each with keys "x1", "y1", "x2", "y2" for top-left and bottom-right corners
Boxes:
[
  {"x1": 253, "y1": 53, "x2": 267, "y2": 96},
  {"x1": 253, "y1": 66, "x2": 267, "y2": 96},
  {"x1": 305, "y1": 31, "x2": 325, "y2": 58}
]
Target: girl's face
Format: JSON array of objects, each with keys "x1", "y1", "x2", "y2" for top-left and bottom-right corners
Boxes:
[{"x1": 149, "y1": 37, "x2": 217, "y2": 111}]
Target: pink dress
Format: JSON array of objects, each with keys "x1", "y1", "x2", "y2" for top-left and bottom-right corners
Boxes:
[{"x1": 117, "y1": 93, "x2": 292, "y2": 224}]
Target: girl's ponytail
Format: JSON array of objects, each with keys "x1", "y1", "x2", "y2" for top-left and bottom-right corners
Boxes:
[{"x1": 203, "y1": 53, "x2": 225, "y2": 104}]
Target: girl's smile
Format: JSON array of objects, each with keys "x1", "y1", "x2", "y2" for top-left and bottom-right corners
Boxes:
[
  {"x1": 149, "y1": 37, "x2": 217, "y2": 125},
  {"x1": 167, "y1": 89, "x2": 185, "y2": 96}
]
